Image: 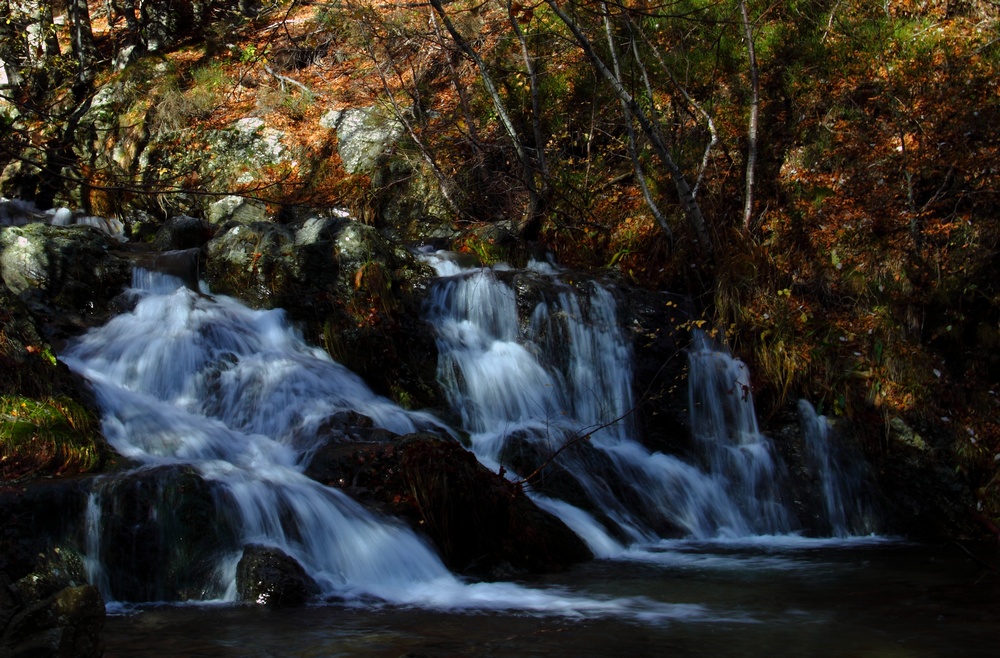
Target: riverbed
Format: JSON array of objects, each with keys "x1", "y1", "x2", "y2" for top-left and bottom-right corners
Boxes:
[{"x1": 103, "y1": 539, "x2": 1000, "y2": 657}]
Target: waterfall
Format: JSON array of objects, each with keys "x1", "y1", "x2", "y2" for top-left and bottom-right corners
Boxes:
[
  {"x1": 798, "y1": 399, "x2": 881, "y2": 536},
  {"x1": 61, "y1": 253, "x2": 883, "y2": 613},
  {"x1": 63, "y1": 270, "x2": 455, "y2": 604},
  {"x1": 83, "y1": 491, "x2": 110, "y2": 599},
  {"x1": 687, "y1": 331, "x2": 793, "y2": 535},
  {"x1": 422, "y1": 256, "x2": 775, "y2": 547},
  {"x1": 62, "y1": 268, "x2": 711, "y2": 619}
]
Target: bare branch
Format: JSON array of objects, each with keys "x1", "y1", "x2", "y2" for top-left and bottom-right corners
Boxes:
[
  {"x1": 739, "y1": 0, "x2": 759, "y2": 234},
  {"x1": 602, "y1": 3, "x2": 673, "y2": 249},
  {"x1": 544, "y1": 0, "x2": 713, "y2": 255}
]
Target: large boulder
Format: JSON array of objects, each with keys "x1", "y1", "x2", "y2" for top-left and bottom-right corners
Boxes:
[
  {"x1": 617, "y1": 285, "x2": 695, "y2": 458},
  {"x1": 0, "y1": 492, "x2": 104, "y2": 658},
  {"x1": 0, "y1": 576, "x2": 104, "y2": 658},
  {"x1": 89, "y1": 465, "x2": 238, "y2": 602},
  {"x1": 305, "y1": 434, "x2": 593, "y2": 578},
  {"x1": 204, "y1": 214, "x2": 443, "y2": 408},
  {"x1": 235, "y1": 544, "x2": 318, "y2": 607},
  {"x1": 148, "y1": 215, "x2": 214, "y2": 251},
  {"x1": 321, "y1": 107, "x2": 403, "y2": 175},
  {"x1": 370, "y1": 158, "x2": 460, "y2": 243},
  {"x1": 206, "y1": 196, "x2": 268, "y2": 226},
  {"x1": 0, "y1": 479, "x2": 92, "y2": 582},
  {"x1": 870, "y1": 415, "x2": 981, "y2": 540},
  {"x1": 0, "y1": 222, "x2": 133, "y2": 341}
]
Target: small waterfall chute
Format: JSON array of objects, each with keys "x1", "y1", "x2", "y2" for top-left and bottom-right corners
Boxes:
[
  {"x1": 798, "y1": 399, "x2": 881, "y2": 536},
  {"x1": 422, "y1": 256, "x2": 769, "y2": 545},
  {"x1": 686, "y1": 331, "x2": 794, "y2": 535}
]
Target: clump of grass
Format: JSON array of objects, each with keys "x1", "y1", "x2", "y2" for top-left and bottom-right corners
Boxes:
[
  {"x1": 0, "y1": 396, "x2": 107, "y2": 481},
  {"x1": 152, "y1": 62, "x2": 234, "y2": 133},
  {"x1": 252, "y1": 74, "x2": 315, "y2": 122}
]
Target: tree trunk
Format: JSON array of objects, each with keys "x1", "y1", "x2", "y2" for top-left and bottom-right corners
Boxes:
[
  {"x1": 429, "y1": 0, "x2": 542, "y2": 232},
  {"x1": 68, "y1": 0, "x2": 97, "y2": 96},
  {"x1": 740, "y1": 0, "x2": 760, "y2": 235},
  {"x1": 140, "y1": 0, "x2": 174, "y2": 52},
  {"x1": 545, "y1": 0, "x2": 713, "y2": 256},
  {"x1": 111, "y1": 0, "x2": 141, "y2": 33},
  {"x1": 602, "y1": 4, "x2": 672, "y2": 248},
  {"x1": 629, "y1": 17, "x2": 718, "y2": 198},
  {"x1": 506, "y1": 0, "x2": 549, "y2": 182},
  {"x1": 39, "y1": 1, "x2": 60, "y2": 60}
]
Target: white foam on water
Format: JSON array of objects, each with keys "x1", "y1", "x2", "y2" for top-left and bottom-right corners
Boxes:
[{"x1": 63, "y1": 270, "x2": 738, "y2": 621}]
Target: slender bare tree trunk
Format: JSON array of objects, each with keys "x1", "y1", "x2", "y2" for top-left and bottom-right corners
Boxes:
[
  {"x1": 740, "y1": 0, "x2": 760, "y2": 234},
  {"x1": 545, "y1": 0, "x2": 712, "y2": 255},
  {"x1": 428, "y1": 8, "x2": 483, "y2": 149},
  {"x1": 68, "y1": 0, "x2": 97, "y2": 95},
  {"x1": 111, "y1": 0, "x2": 141, "y2": 33},
  {"x1": 602, "y1": 4, "x2": 672, "y2": 248},
  {"x1": 428, "y1": 0, "x2": 541, "y2": 230},
  {"x1": 39, "y1": 1, "x2": 60, "y2": 60},
  {"x1": 629, "y1": 18, "x2": 718, "y2": 198},
  {"x1": 506, "y1": 0, "x2": 548, "y2": 182}
]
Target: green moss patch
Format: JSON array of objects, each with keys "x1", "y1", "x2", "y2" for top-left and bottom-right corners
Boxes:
[{"x1": 0, "y1": 396, "x2": 106, "y2": 481}]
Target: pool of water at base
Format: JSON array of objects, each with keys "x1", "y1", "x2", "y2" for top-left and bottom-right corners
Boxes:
[{"x1": 102, "y1": 540, "x2": 1000, "y2": 657}]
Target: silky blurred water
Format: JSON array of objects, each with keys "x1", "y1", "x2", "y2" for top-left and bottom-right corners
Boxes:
[
  {"x1": 59, "y1": 264, "x2": 1000, "y2": 655},
  {"x1": 102, "y1": 541, "x2": 1000, "y2": 657}
]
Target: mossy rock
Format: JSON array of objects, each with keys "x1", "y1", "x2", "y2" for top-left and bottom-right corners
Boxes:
[
  {"x1": 306, "y1": 434, "x2": 592, "y2": 578},
  {"x1": 0, "y1": 397, "x2": 107, "y2": 482},
  {"x1": 235, "y1": 544, "x2": 319, "y2": 607},
  {"x1": 0, "y1": 223, "x2": 132, "y2": 317},
  {"x1": 0, "y1": 284, "x2": 111, "y2": 482},
  {"x1": 204, "y1": 215, "x2": 445, "y2": 409},
  {"x1": 0, "y1": 580, "x2": 105, "y2": 658}
]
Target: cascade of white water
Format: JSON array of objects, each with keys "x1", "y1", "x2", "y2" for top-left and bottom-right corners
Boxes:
[
  {"x1": 798, "y1": 399, "x2": 880, "y2": 536},
  {"x1": 60, "y1": 251, "x2": 886, "y2": 617},
  {"x1": 423, "y1": 256, "x2": 756, "y2": 546},
  {"x1": 64, "y1": 269, "x2": 709, "y2": 619},
  {"x1": 799, "y1": 400, "x2": 847, "y2": 535},
  {"x1": 83, "y1": 491, "x2": 110, "y2": 600},
  {"x1": 686, "y1": 332, "x2": 793, "y2": 535},
  {"x1": 62, "y1": 271, "x2": 455, "y2": 603}
]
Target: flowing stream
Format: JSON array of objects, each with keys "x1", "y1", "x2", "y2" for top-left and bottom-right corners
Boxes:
[
  {"x1": 422, "y1": 255, "x2": 804, "y2": 548},
  {"x1": 61, "y1": 269, "x2": 712, "y2": 618},
  {"x1": 56, "y1": 258, "x2": 1000, "y2": 655}
]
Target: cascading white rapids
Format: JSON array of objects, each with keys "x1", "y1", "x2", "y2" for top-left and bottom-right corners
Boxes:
[
  {"x1": 422, "y1": 254, "x2": 793, "y2": 551},
  {"x1": 61, "y1": 268, "x2": 711, "y2": 620},
  {"x1": 62, "y1": 270, "x2": 453, "y2": 603}
]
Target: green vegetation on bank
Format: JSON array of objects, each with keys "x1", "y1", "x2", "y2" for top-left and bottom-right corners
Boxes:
[
  {"x1": 0, "y1": 286, "x2": 108, "y2": 481},
  {"x1": 0, "y1": 395, "x2": 105, "y2": 480}
]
